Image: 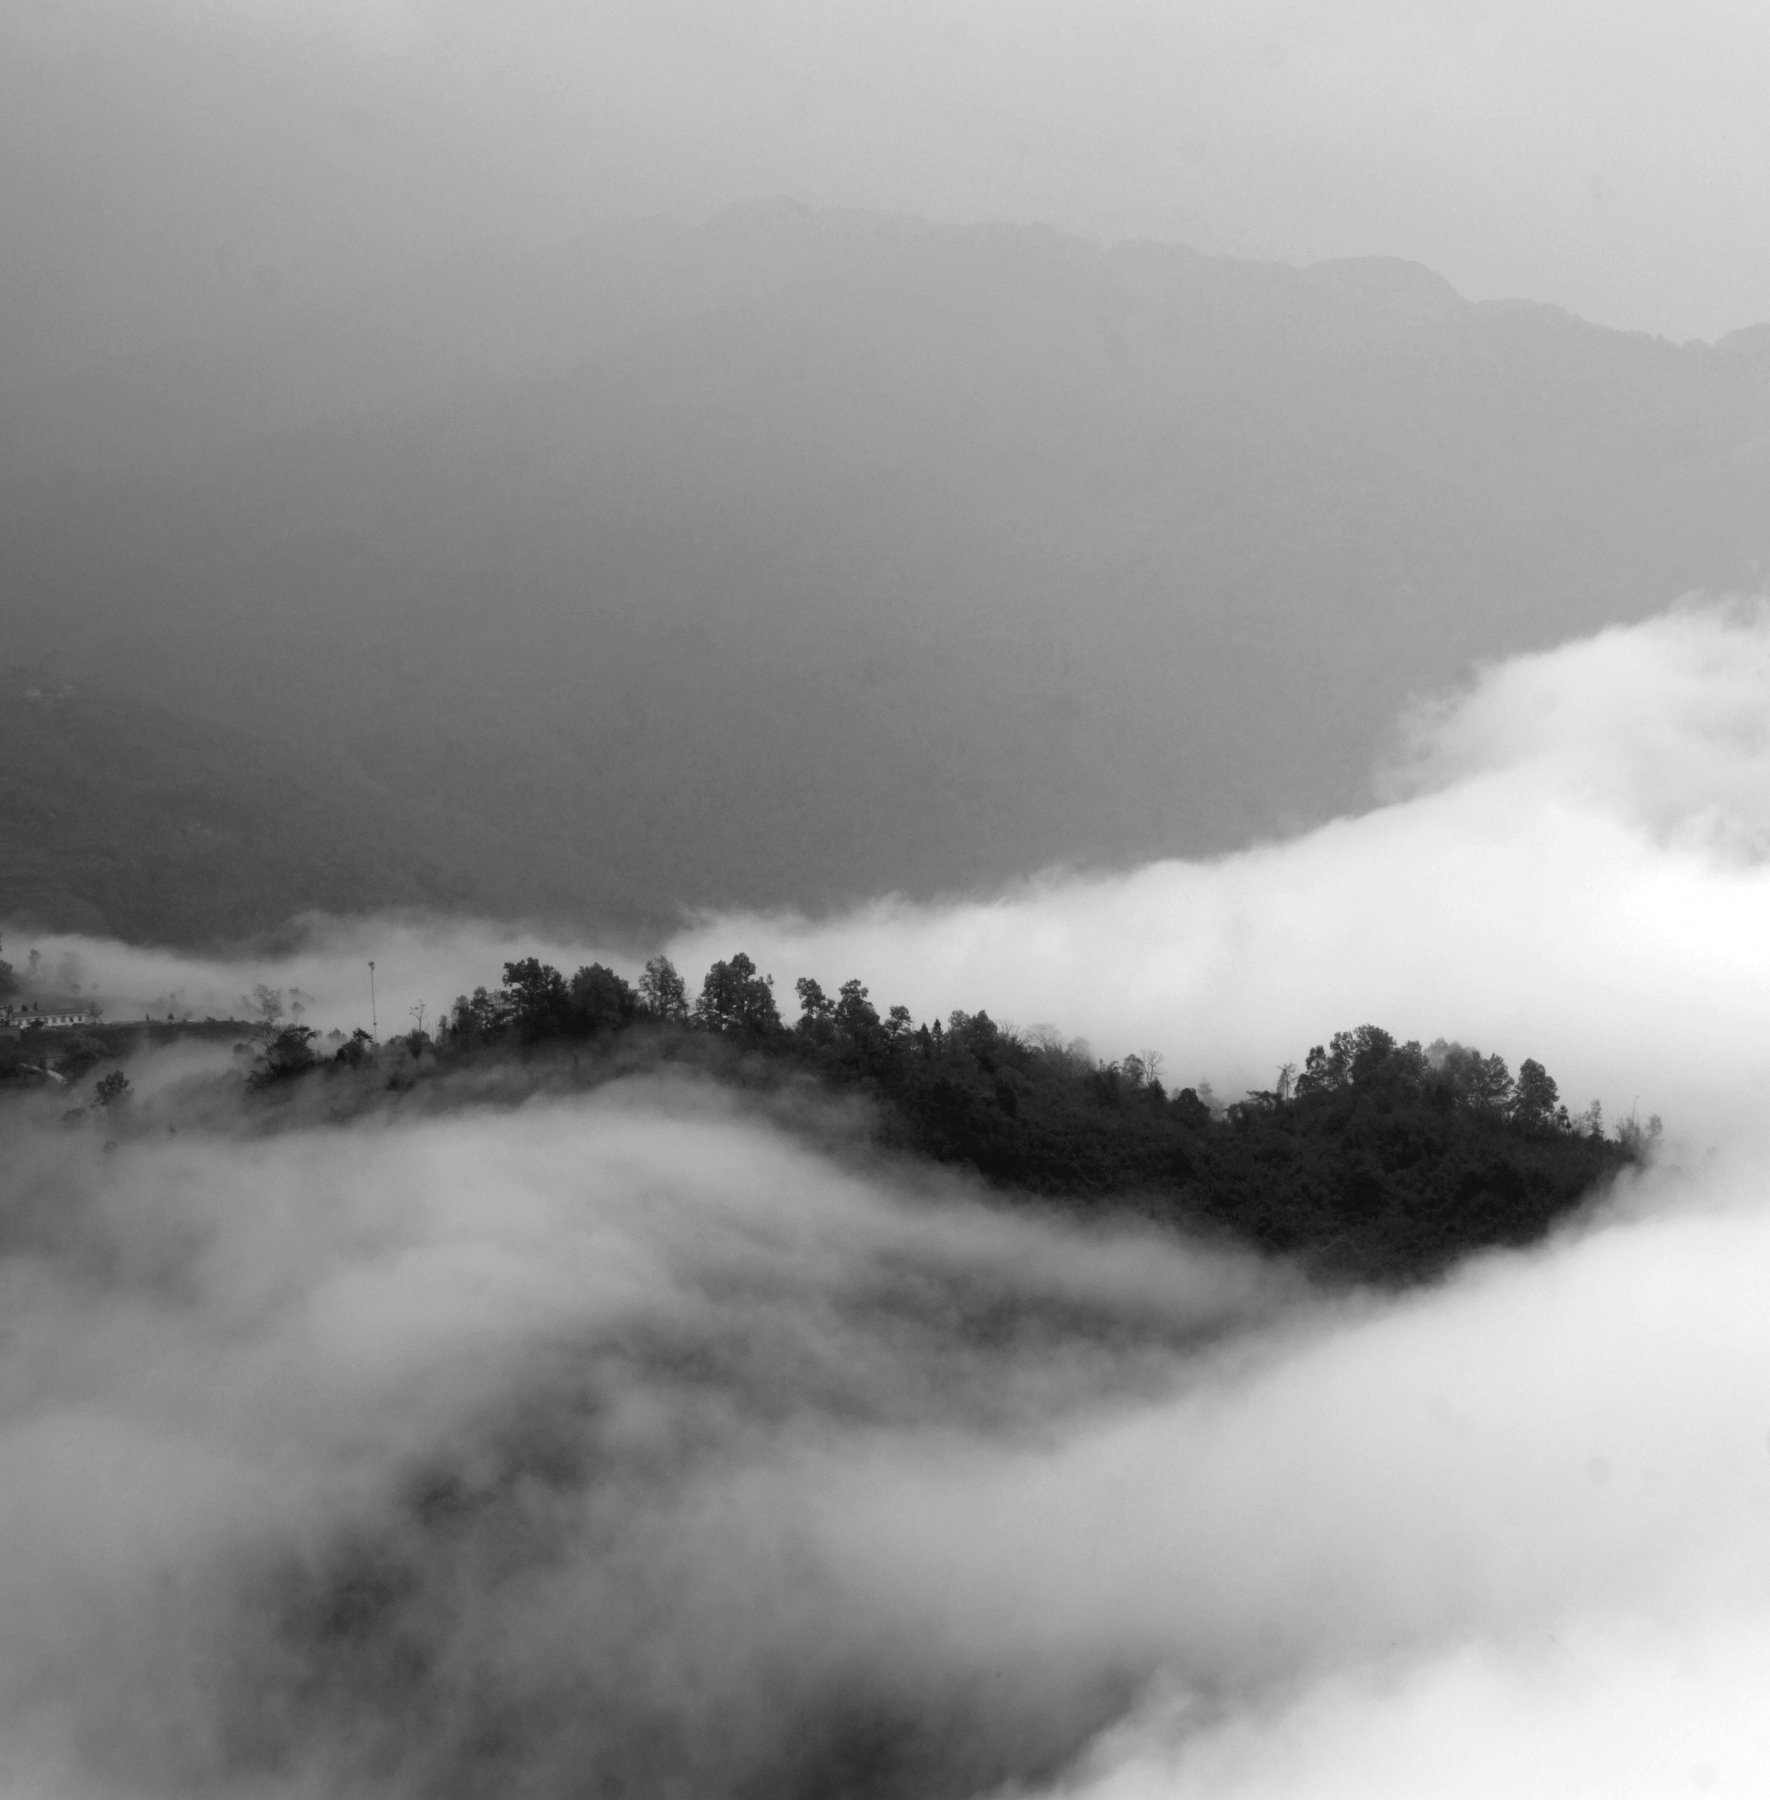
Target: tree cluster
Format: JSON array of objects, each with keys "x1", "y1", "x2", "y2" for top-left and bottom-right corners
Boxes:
[
  {"x1": 419, "y1": 954, "x2": 1644, "y2": 1285},
  {"x1": 446, "y1": 957, "x2": 644, "y2": 1045}
]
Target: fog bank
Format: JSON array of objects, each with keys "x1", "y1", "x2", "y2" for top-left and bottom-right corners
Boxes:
[
  {"x1": 13, "y1": 604, "x2": 1770, "y2": 1137},
  {"x1": 0, "y1": 912, "x2": 624, "y2": 1044},
  {"x1": 674, "y1": 601, "x2": 1770, "y2": 1141},
  {"x1": 1, "y1": 1053, "x2": 1764, "y2": 1794},
  {"x1": 0, "y1": 1084, "x2": 1302, "y2": 1796},
  {"x1": 8, "y1": 603, "x2": 1770, "y2": 1789},
  {"x1": 16, "y1": 603, "x2": 1770, "y2": 1138}
]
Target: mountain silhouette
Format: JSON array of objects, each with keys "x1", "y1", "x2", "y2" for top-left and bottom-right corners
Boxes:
[{"x1": 4, "y1": 205, "x2": 1767, "y2": 941}]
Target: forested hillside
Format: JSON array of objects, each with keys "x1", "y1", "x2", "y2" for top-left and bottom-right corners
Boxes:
[
  {"x1": 215, "y1": 950, "x2": 1640, "y2": 1286},
  {"x1": 0, "y1": 674, "x2": 663, "y2": 942},
  {"x1": 4, "y1": 207, "x2": 1768, "y2": 940}
]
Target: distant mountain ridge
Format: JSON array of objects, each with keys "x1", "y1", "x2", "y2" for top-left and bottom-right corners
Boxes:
[{"x1": 3, "y1": 206, "x2": 1767, "y2": 943}]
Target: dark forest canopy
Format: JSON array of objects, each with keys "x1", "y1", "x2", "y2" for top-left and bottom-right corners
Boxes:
[
  {"x1": 209, "y1": 951, "x2": 1643, "y2": 1288},
  {"x1": 2, "y1": 941, "x2": 1646, "y2": 1288}
]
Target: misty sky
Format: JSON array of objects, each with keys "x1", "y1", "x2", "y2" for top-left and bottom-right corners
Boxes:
[{"x1": 5, "y1": 0, "x2": 1770, "y2": 388}]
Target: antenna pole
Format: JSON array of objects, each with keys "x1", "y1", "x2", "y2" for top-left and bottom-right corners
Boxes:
[{"x1": 369, "y1": 961, "x2": 378, "y2": 1038}]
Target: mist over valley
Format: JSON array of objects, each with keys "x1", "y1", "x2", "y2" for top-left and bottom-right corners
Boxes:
[
  {"x1": 7, "y1": 4, "x2": 1770, "y2": 1791},
  {"x1": 6, "y1": 599, "x2": 1770, "y2": 1787}
]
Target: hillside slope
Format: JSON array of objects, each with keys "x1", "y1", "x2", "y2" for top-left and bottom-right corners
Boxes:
[
  {"x1": 4, "y1": 206, "x2": 1768, "y2": 933},
  {"x1": 0, "y1": 676, "x2": 662, "y2": 944}
]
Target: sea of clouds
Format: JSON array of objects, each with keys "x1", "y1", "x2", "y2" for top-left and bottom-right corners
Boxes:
[
  {"x1": 7, "y1": 599, "x2": 1770, "y2": 1794},
  {"x1": 22, "y1": 601, "x2": 1770, "y2": 1136}
]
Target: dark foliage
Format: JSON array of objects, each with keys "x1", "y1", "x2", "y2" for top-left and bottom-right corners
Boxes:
[
  {"x1": 695, "y1": 952, "x2": 781, "y2": 1038},
  {"x1": 49, "y1": 1033, "x2": 108, "y2": 1083},
  {"x1": 445, "y1": 960, "x2": 640, "y2": 1048},
  {"x1": 637, "y1": 956, "x2": 690, "y2": 1023},
  {"x1": 333, "y1": 1028, "x2": 378, "y2": 1070},
  {"x1": 425, "y1": 955, "x2": 1637, "y2": 1286},
  {"x1": 93, "y1": 1069, "x2": 131, "y2": 1108},
  {"x1": 247, "y1": 1025, "x2": 320, "y2": 1090}
]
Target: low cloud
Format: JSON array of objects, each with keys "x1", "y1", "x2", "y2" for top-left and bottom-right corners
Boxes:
[
  {"x1": 8, "y1": 602, "x2": 1770, "y2": 1792},
  {"x1": 674, "y1": 600, "x2": 1770, "y2": 1142},
  {"x1": 0, "y1": 913, "x2": 626, "y2": 1044},
  {"x1": 0, "y1": 1084, "x2": 1301, "y2": 1796},
  {"x1": 18, "y1": 602, "x2": 1770, "y2": 1138},
  {"x1": 0, "y1": 1054, "x2": 1765, "y2": 1795}
]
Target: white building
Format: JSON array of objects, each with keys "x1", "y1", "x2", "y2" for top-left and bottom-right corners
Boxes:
[{"x1": 1, "y1": 1007, "x2": 91, "y2": 1032}]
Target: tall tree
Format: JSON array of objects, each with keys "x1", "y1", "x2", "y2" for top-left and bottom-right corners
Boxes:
[
  {"x1": 501, "y1": 958, "x2": 570, "y2": 1039},
  {"x1": 639, "y1": 956, "x2": 689, "y2": 1022},
  {"x1": 1512, "y1": 1058, "x2": 1561, "y2": 1130},
  {"x1": 695, "y1": 954, "x2": 780, "y2": 1037},
  {"x1": 833, "y1": 979, "x2": 882, "y2": 1046},
  {"x1": 568, "y1": 963, "x2": 638, "y2": 1035}
]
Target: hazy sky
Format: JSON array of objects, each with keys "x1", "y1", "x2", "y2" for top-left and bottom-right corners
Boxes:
[{"x1": 5, "y1": 0, "x2": 1769, "y2": 385}]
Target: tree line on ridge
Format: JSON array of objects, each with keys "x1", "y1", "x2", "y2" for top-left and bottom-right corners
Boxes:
[{"x1": 240, "y1": 949, "x2": 1641, "y2": 1286}]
